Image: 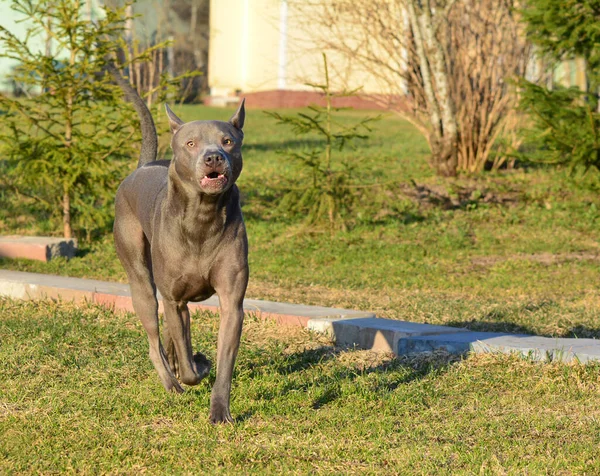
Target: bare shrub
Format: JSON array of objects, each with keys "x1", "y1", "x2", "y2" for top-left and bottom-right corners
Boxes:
[{"x1": 289, "y1": 0, "x2": 531, "y2": 175}]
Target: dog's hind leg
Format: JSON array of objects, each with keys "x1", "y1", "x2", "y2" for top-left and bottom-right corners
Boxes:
[
  {"x1": 114, "y1": 208, "x2": 183, "y2": 393},
  {"x1": 162, "y1": 301, "x2": 211, "y2": 386}
]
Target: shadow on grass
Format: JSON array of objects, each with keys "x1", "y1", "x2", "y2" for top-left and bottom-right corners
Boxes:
[
  {"x1": 268, "y1": 343, "x2": 460, "y2": 393},
  {"x1": 446, "y1": 319, "x2": 534, "y2": 336},
  {"x1": 403, "y1": 181, "x2": 522, "y2": 211},
  {"x1": 240, "y1": 186, "x2": 428, "y2": 227},
  {"x1": 311, "y1": 385, "x2": 341, "y2": 410},
  {"x1": 445, "y1": 319, "x2": 600, "y2": 340},
  {"x1": 232, "y1": 411, "x2": 255, "y2": 424},
  {"x1": 445, "y1": 301, "x2": 600, "y2": 339},
  {"x1": 565, "y1": 325, "x2": 600, "y2": 339},
  {"x1": 75, "y1": 245, "x2": 92, "y2": 259}
]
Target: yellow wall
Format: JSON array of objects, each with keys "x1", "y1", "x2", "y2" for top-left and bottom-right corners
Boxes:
[
  {"x1": 209, "y1": 1, "x2": 591, "y2": 99},
  {"x1": 209, "y1": 0, "x2": 281, "y2": 95},
  {"x1": 208, "y1": 0, "x2": 390, "y2": 96}
]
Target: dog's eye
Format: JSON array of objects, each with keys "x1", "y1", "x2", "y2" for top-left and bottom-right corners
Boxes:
[
  {"x1": 186, "y1": 140, "x2": 195, "y2": 148},
  {"x1": 223, "y1": 138, "x2": 233, "y2": 146}
]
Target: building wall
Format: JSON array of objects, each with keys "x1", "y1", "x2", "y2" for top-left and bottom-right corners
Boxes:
[
  {"x1": 208, "y1": 0, "x2": 593, "y2": 109},
  {"x1": 0, "y1": 5, "x2": 40, "y2": 93},
  {"x1": 207, "y1": 0, "x2": 392, "y2": 104},
  {"x1": 209, "y1": 0, "x2": 281, "y2": 97},
  {"x1": 0, "y1": 0, "x2": 105, "y2": 93}
]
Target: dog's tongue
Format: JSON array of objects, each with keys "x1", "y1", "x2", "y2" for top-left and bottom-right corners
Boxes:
[{"x1": 201, "y1": 174, "x2": 228, "y2": 188}]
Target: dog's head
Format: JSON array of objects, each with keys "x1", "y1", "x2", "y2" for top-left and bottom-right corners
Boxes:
[{"x1": 165, "y1": 99, "x2": 245, "y2": 195}]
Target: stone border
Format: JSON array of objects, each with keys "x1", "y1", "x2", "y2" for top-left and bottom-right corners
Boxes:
[
  {"x1": 0, "y1": 270, "x2": 374, "y2": 329},
  {"x1": 395, "y1": 332, "x2": 600, "y2": 363},
  {"x1": 307, "y1": 316, "x2": 467, "y2": 354},
  {"x1": 1, "y1": 269, "x2": 599, "y2": 362},
  {"x1": 0, "y1": 236, "x2": 78, "y2": 262}
]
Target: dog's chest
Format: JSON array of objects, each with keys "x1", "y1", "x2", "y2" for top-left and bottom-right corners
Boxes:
[
  {"x1": 156, "y1": 253, "x2": 216, "y2": 302},
  {"x1": 152, "y1": 203, "x2": 246, "y2": 303}
]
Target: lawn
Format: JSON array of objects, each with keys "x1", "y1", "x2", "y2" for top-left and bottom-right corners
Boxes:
[
  {"x1": 2, "y1": 105, "x2": 600, "y2": 472},
  {"x1": 1, "y1": 105, "x2": 599, "y2": 338},
  {"x1": 1, "y1": 298, "x2": 599, "y2": 473}
]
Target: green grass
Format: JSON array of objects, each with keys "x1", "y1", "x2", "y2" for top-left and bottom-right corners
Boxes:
[
  {"x1": 1, "y1": 298, "x2": 600, "y2": 473},
  {"x1": 2, "y1": 105, "x2": 600, "y2": 473},
  {"x1": 2, "y1": 104, "x2": 600, "y2": 338}
]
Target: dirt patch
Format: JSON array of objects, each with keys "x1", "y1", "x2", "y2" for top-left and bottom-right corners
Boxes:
[
  {"x1": 243, "y1": 314, "x2": 333, "y2": 354},
  {"x1": 337, "y1": 349, "x2": 396, "y2": 370},
  {"x1": 471, "y1": 251, "x2": 600, "y2": 267},
  {"x1": 400, "y1": 181, "x2": 521, "y2": 210},
  {"x1": 0, "y1": 402, "x2": 20, "y2": 419}
]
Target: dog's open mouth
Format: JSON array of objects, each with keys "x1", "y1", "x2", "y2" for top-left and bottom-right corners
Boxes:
[{"x1": 201, "y1": 172, "x2": 228, "y2": 189}]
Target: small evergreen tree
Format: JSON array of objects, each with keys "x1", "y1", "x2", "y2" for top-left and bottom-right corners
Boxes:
[
  {"x1": 521, "y1": 0, "x2": 600, "y2": 93},
  {"x1": 517, "y1": 0, "x2": 600, "y2": 172},
  {"x1": 0, "y1": 0, "x2": 139, "y2": 239},
  {"x1": 265, "y1": 54, "x2": 378, "y2": 232},
  {"x1": 517, "y1": 83, "x2": 600, "y2": 172}
]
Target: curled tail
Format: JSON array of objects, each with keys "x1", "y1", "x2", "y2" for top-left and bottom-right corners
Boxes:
[{"x1": 107, "y1": 62, "x2": 158, "y2": 169}]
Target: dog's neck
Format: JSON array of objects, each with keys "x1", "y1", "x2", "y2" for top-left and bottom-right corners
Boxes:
[{"x1": 164, "y1": 164, "x2": 235, "y2": 241}]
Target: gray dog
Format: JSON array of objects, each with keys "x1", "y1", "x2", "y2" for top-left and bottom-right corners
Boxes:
[{"x1": 109, "y1": 65, "x2": 248, "y2": 424}]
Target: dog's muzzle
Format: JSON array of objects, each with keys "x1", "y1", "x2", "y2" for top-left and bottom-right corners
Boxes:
[{"x1": 198, "y1": 152, "x2": 230, "y2": 192}]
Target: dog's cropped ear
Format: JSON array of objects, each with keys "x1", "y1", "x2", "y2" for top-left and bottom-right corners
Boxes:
[
  {"x1": 229, "y1": 98, "x2": 245, "y2": 130},
  {"x1": 165, "y1": 104, "x2": 184, "y2": 134}
]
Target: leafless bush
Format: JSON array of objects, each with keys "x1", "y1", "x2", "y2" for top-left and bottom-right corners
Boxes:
[
  {"x1": 447, "y1": 0, "x2": 530, "y2": 172},
  {"x1": 290, "y1": 0, "x2": 530, "y2": 175}
]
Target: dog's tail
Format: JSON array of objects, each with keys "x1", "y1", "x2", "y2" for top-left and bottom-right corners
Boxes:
[{"x1": 106, "y1": 62, "x2": 158, "y2": 169}]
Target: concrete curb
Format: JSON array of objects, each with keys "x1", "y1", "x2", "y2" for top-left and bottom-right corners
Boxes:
[
  {"x1": 307, "y1": 316, "x2": 468, "y2": 354},
  {"x1": 395, "y1": 332, "x2": 600, "y2": 363},
  {"x1": 0, "y1": 236, "x2": 77, "y2": 262},
  {"x1": 1, "y1": 269, "x2": 599, "y2": 362},
  {"x1": 307, "y1": 317, "x2": 600, "y2": 363},
  {"x1": 0, "y1": 270, "x2": 374, "y2": 328}
]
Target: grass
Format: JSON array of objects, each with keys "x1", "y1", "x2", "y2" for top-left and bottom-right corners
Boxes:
[
  {"x1": 2, "y1": 104, "x2": 600, "y2": 338},
  {"x1": 1, "y1": 298, "x2": 600, "y2": 473},
  {"x1": 3, "y1": 103, "x2": 600, "y2": 473}
]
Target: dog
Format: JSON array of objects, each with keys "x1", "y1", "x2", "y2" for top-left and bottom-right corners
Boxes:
[{"x1": 109, "y1": 64, "x2": 248, "y2": 424}]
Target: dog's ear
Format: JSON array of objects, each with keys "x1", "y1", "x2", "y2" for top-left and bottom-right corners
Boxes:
[
  {"x1": 165, "y1": 104, "x2": 184, "y2": 134},
  {"x1": 229, "y1": 98, "x2": 245, "y2": 130}
]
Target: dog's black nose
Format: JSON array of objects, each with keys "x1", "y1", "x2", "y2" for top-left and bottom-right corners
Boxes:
[{"x1": 204, "y1": 154, "x2": 223, "y2": 166}]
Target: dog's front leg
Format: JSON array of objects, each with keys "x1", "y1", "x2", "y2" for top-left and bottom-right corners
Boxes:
[{"x1": 210, "y1": 273, "x2": 247, "y2": 424}]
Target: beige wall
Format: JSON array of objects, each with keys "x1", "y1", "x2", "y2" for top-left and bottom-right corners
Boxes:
[
  {"x1": 210, "y1": 1, "x2": 591, "y2": 100},
  {"x1": 283, "y1": 3, "x2": 391, "y2": 94},
  {"x1": 209, "y1": 0, "x2": 281, "y2": 96},
  {"x1": 208, "y1": 0, "x2": 391, "y2": 97}
]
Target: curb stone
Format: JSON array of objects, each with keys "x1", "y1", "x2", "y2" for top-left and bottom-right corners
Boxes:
[
  {"x1": 395, "y1": 332, "x2": 600, "y2": 363},
  {"x1": 0, "y1": 270, "x2": 375, "y2": 328},
  {"x1": 0, "y1": 269, "x2": 599, "y2": 362},
  {"x1": 0, "y1": 236, "x2": 77, "y2": 262},
  {"x1": 307, "y1": 316, "x2": 467, "y2": 353}
]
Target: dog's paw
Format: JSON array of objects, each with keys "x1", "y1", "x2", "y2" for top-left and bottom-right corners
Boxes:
[
  {"x1": 193, "y1": 352, "x2": 212, "y2": 379},
  {"x1": 178, "y1": 353, "x2": 211, "y2": 386},
  {"x1": 167, "y1": 379, "x2": 185, "y2": 394},
  {"x1": 209, "y1": 404, "x2": 234, "y2": 424}
]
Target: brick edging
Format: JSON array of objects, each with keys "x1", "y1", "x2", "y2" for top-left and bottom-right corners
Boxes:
[
  {"x1": 2, "y1": 269, "x2": 599, "y2": 362},
  {"x1": 0, "y1": 270, "x2": 370, "y2": 328}
]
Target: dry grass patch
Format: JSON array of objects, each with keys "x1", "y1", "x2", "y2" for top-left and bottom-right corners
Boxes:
[{"x1": 2, "y1": 298, "x2": 600, "y2": 473}]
